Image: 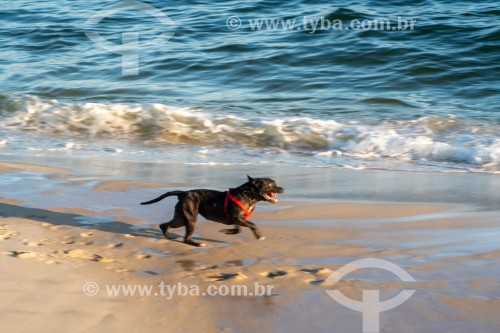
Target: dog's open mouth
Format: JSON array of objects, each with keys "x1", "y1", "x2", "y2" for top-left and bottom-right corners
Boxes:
[{"x1": 263, "y1": 192, "x2": 279, "y2": 203}]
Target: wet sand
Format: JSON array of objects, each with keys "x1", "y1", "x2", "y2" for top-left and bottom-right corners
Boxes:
[{"x1": 0, "y1": 158, "x2": 499, "y2": 333}]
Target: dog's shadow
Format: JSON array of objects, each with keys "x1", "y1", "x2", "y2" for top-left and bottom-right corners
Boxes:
[{"x1": 0, "y1": 203, "x2": 225, "y2": 245}]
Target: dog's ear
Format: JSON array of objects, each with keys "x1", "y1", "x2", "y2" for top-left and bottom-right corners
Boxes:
[{"x1": 247, "y1": 175, "x2": 254, "y2": 183}]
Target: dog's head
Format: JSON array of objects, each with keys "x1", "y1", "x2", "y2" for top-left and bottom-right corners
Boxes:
[{"x1": 243, "y1": 175, "x2": 284, "y2": 204}]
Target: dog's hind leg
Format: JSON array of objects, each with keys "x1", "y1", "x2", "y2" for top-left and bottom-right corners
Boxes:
[
  {"x1": 159, "y1": 220, "x2": 179, "y2": 239},
  {"x1": 184, "y1": 221, "x2": 205, "y2": 247},
  {"x1": 181, "y1": 198, "x2": 205, "y2": 247},
  {"x1": 159, "y1": 202, "x2": 185, "y2": 240}
]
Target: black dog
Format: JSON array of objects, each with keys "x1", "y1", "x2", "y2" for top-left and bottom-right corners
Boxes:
[{"x1": 140, "y1": 176, "x2": 284, "y2": 247}]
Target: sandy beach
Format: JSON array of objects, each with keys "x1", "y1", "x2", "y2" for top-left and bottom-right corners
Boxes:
[{"x1": 0, "y1": 158, "x2": 499, "y2": 333}]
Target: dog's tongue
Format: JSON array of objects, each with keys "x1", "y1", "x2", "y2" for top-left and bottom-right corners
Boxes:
[{"x1": 269, "y1": 192, "x2": 278, "y2": 203}]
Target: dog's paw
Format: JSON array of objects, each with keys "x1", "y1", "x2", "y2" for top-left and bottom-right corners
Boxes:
[
  {"x1": 185, "y1": 240, "x2": 206, "y2": 247},
  {"x1": 258, "y1": 236, "x2": 266, "y2": 240},
  {"x1": 220, "y1": 228, "x2": 240, "y2": 235}
]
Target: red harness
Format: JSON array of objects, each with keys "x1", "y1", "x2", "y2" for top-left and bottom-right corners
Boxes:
[{"x1": 224, "y1": 189, "x2": 255, "y2": 220}]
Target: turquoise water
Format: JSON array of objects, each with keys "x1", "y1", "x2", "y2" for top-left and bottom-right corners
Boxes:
[{"x1": 0, "y1": 0, "x2": 499, "y2": 172}]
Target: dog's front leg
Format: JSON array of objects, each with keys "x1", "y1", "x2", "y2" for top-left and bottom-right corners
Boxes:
[
  {"x1": 220, "y1": 225, "x2": 241, "y2": 235},
  {"x1": 235, "y1": 219, "x2": 265, "y2": 240}
]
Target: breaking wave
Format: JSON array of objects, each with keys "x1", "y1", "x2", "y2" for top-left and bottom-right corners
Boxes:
[{"x1": 1, "y1": 95, "x2": 499, "y2": 172}]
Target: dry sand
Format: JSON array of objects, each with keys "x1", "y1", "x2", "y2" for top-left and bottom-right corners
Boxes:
[{"x1": 0, "y1": 160, "x2": 499, "y2": 333}]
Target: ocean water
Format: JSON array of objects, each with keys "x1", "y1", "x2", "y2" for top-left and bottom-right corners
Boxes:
[{"x1": 0, "y1": 0, "x2": 499, "y2": 172}]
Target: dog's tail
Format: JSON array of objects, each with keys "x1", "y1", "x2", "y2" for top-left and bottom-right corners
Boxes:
[{"x1": 140, "y1": 191, "x2": 185, "y2": 205}]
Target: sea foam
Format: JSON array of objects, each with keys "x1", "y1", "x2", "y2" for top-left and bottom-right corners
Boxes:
[{"x1": 1, "y1": 95, "x2": 499, "y2": 172}]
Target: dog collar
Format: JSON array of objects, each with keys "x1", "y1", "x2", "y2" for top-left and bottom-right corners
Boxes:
[{"x1": 224, "y1": 188, "x2": 255, "y2": 220}]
